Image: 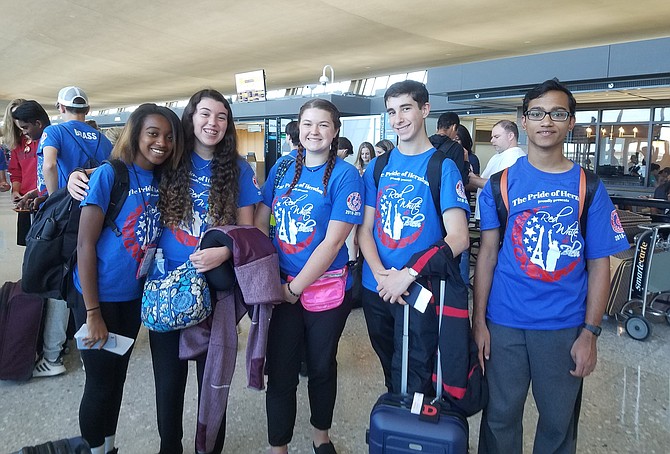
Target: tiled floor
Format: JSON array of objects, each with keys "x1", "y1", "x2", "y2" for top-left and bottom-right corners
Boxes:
[{"x1": 1, "y1": 190, "x2": 669, "y2": 453}]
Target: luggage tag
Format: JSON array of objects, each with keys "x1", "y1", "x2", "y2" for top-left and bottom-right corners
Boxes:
[
  {"x1": 136, "y1": 244, "x2": 157, "y2": 279},
  {"x1": 412, "y1": 393, "x2": 441, "y2": 423}
]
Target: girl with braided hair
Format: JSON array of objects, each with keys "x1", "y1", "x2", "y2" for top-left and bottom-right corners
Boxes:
[{"x1": 255, "y1": 99, "x2": 364, "y2": 454}]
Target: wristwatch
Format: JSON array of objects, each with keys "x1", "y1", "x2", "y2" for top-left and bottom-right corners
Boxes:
[
  {"x1": 407, "y1": 267, "x2": 419, "y2": 278},
  {"x1": 582, "y1": 323, "x2": 602, "y2": 337}
]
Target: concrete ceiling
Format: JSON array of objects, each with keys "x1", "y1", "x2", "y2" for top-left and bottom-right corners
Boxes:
[{"x1": 2, "y1": 0, "x2": 670, "y2": 115}]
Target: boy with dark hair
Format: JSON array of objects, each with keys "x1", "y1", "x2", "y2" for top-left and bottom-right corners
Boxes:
[
  {"x1": 474, "y1": 79, "x2": 629, "y2": 453},
  {"x1": 337, "y1": 136, "x2": 354, "y2": 159},
  {"x1": 284, "y1": 120, "x2": 299, "y2": 156},
  {"x1": 358, "y1": 80, "x2": 471, "y2": 397}
]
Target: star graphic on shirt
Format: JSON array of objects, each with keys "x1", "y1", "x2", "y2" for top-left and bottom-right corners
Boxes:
[
  {"x1": 531, "y1": 216, "x2": 538, "y2": 223},
  {"x1": 527, "y1": 246, "x2": 533, "y2": 253},
  {"x1": 525, "y1": 226, "x2": 536, "y2": 237},
  {"x1": 524, "y1": 237, "x2": 529, "y2": 244}
]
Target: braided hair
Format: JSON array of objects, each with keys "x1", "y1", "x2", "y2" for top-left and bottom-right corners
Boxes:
[{"x1": 285, "y1": 99, "x2": 341, "y2": 197}]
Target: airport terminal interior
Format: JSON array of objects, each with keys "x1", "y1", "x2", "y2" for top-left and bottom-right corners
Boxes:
[{"x1": 3, "y1": 1, "x2": 670, "y2": 453}]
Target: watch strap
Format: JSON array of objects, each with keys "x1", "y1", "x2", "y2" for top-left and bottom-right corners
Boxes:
[{"x1": 582, "y1": 323, "x2": 602, "y2": 337}]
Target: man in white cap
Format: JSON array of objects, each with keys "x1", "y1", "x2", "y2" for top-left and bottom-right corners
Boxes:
[{"x1": 32, "y1": 86, "x2": 112, "y2": 378}]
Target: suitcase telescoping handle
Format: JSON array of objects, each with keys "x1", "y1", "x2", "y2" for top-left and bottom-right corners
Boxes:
[{"x1": 400, "y1": 280, "x2": 445, "y2": 401}]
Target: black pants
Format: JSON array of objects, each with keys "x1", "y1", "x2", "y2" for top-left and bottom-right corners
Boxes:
[
  {"x1": 72, "y1": 293, "x2": 141, "y2": 449},
  {"x1": 361, "y1": 288, "x2": 437, "y2": 395},
  {"x1": 148, "y1": 330, "x2": 226, "y2": 454},
  {"x1": 265, "y1": 292, "x2": 352, "y2": 447}
]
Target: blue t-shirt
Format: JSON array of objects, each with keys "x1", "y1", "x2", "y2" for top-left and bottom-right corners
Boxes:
[
  {"x1": 362, "y1": 148, "x2": 470, "y2": 291},
  {"x1": 262, "y1": 156, "x2": 364, "y2": 279},
  {"x1": 73, "y1": 162, "x2": 162, "y2": 302},
  {"x1": 37, "y1": 121, "x2": 113, "y2": 194},
  {"x1": 479, "y1": 156, "x2": 629, "y2": 329},
  {"x1": 0, "y1": 147, "x2": 7, "y2": 171},
  {"x1": 158, "y1": 155, "x2": 261, "y2": 271}
]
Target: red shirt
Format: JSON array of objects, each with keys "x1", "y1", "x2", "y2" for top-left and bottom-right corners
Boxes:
[{"x1": 8, "y1": 136, "x2": 38, "y2": 195}]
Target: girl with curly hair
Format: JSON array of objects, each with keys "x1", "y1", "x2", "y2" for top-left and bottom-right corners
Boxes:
[{"x1": 152, "y1": 89, "x2": 261, "y2": 454}]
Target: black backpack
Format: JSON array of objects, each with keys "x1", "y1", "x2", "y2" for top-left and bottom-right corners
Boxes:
[
  {"x1": 22, "y1": 160, "x2": 130, "y2": 299},
  {"x1": 489, "y1": 165, "x2": 600, "y2": 247}
]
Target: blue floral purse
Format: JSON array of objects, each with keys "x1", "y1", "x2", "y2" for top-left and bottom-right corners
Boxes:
[{"x1": 141, "y1": 260, "x2": 212, "y2": 332}]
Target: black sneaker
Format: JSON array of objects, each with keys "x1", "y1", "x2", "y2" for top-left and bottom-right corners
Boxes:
[{"x1": 313, "y1": 441, "x2": 336, "y2": 454}]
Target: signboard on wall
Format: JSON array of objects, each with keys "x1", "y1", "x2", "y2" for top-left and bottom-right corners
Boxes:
[{"x1": 235, "y1": 69, "x2": 267, "y2": 102}]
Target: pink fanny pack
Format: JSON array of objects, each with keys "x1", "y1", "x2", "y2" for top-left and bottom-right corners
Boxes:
[{"x1": 289, "y1": 266, "x2": 348, "y2": 312}]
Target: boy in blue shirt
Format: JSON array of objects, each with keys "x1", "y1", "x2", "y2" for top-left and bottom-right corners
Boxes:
[
  {"x1": 32, "y1": 86, "x2": 113, "y2": 378},
  {"x1": 358, "y1": 80, "x2": 470, "y2": 397},
  {"x1": 474, "y1": 79, "x2": 629, "y2": 453}
]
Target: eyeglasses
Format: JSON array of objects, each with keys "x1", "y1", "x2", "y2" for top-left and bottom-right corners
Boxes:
[{"x1": 524, "y1": 110, "x2": 572, "y2": 122}]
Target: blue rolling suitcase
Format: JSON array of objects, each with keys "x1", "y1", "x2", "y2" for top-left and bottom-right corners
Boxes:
[{"x1": 367, "y1": 282, "x2": 469, "y2": 453}]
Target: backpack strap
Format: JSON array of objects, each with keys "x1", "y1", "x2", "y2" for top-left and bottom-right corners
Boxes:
[
  {"x1": 372, "y1": 148, "x2": 392, "y2": 189},
  {"x1": 426, "y1": 148, "x2": 449, "y2": 237},
  {"x1": 489, "y1": 168, "x2": 509, "y2": 244},
  {"x1": 103, "y1": 159, "x2": 130, "y2": 237},
  {"x1": 579, "y1": 166, "x2": 600, "y2": 236}
]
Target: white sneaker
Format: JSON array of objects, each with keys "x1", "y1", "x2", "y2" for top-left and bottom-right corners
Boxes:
[{"x1": 33, "y1": 356, "x2": 66, "y2": 377}]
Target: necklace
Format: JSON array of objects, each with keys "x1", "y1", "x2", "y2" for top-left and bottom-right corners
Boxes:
[
  {"x1": 305, "y1": 162, "x2": 327, "y2": 172},
  {"x1": 191, "y1": 155, "x2": 212, "y2": 171}
]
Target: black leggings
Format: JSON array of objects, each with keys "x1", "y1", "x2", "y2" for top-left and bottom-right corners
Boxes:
[
  {"x1": 265, "y1": 291, "x2": 352, "y2": 447},
  {"x1": 72, "y1": 293, "x2": 141, "y2": 449},
  {"x1": 149, "y1": 330, "x2": 226, "y2": 454}
]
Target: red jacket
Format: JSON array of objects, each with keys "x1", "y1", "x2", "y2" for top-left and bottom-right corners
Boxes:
[{"x1": 8, "y1": 137, "x2": 38, "y2": 195}]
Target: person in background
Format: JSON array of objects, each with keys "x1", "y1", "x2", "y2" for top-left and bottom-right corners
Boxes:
[
  {"x1": 10, "y1": 100, "x2": 51, "y2": 245},
  {"x1": 255, "y1": 99, "x2": 363, "y2": 454},
  {"x1": 454, "y1": 124, "x2": 478, "y2": 289},
  {"x1": 374, "y1": 139, "x2": 394, "y2": 157},
  {"x1": 1, "y1": 99, "x2": 28, "y2": 193},
  {"x1": 33, "y1": 86, "x2": 113, "y2": 378},
  {"x1": 85, "y1": 119, "x2": 100, "y2": 130},
  {"x1": 105, "y1": 127, "x2": 124, "y2": 146},
  {"x1": 647, "y1": 163, "x2": 661, "y2": 187},
  {"x1": 354, "y1": 141, "x2": 375, "y2": 176},
  {"x1": 0, "y1": 142, "x2": 9, "y2": 192},
  {"x1": 337, "y1": 136, "x2": 353, "y2": 160},
  {"x1": 73, "y1": 103, "x2": 182, "y2": 454},
  {"x1": 456, "y1": 125, "x2": 480, "y2": 180},
  {"x1": 428, "y1": 111, "x2": 469, "y2": 184},
  {"x1": 469, "y1": 120, "x2": 526, "y2": 220},
  {"x1": 284, "y1": 120, "x2": 300, "y2": 157}
]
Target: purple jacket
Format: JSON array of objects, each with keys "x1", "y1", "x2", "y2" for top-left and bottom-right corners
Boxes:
[{"x1": 179, "y1": 225, "x2": 283, "y2": 453}]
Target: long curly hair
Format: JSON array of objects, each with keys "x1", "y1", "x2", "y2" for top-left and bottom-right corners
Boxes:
[
  {"x1": 158, "y1": 89, "x2": 240, "y2": 228},
  {"x1": 285, "y1": 99, "x2": 341, "y2": 197}
]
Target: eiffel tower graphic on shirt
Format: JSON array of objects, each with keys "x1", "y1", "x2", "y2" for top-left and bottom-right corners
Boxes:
[{"x1": 530, "y1": 225, "x2": 545, "y2": 269}]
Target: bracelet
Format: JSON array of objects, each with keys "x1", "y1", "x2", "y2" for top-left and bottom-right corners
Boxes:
[
  {"x1": 287, "y1": 282, "x2": 301, "y2": 298},
  {"x1": 73, "y1": 167, "x2": 87, "y2": 175},
  {"x1": 86, "y1": 306, "x2": 101, "y2": 313}
]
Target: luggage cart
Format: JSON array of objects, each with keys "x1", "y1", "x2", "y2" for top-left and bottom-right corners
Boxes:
[{"x1": 619, "y1": 223, "x2": 670, "y2": 341}]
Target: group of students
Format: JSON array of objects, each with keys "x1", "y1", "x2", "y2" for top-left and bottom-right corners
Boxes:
[{"x1": 6, "y1": 76, "x2": 630, "y2": 454}]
